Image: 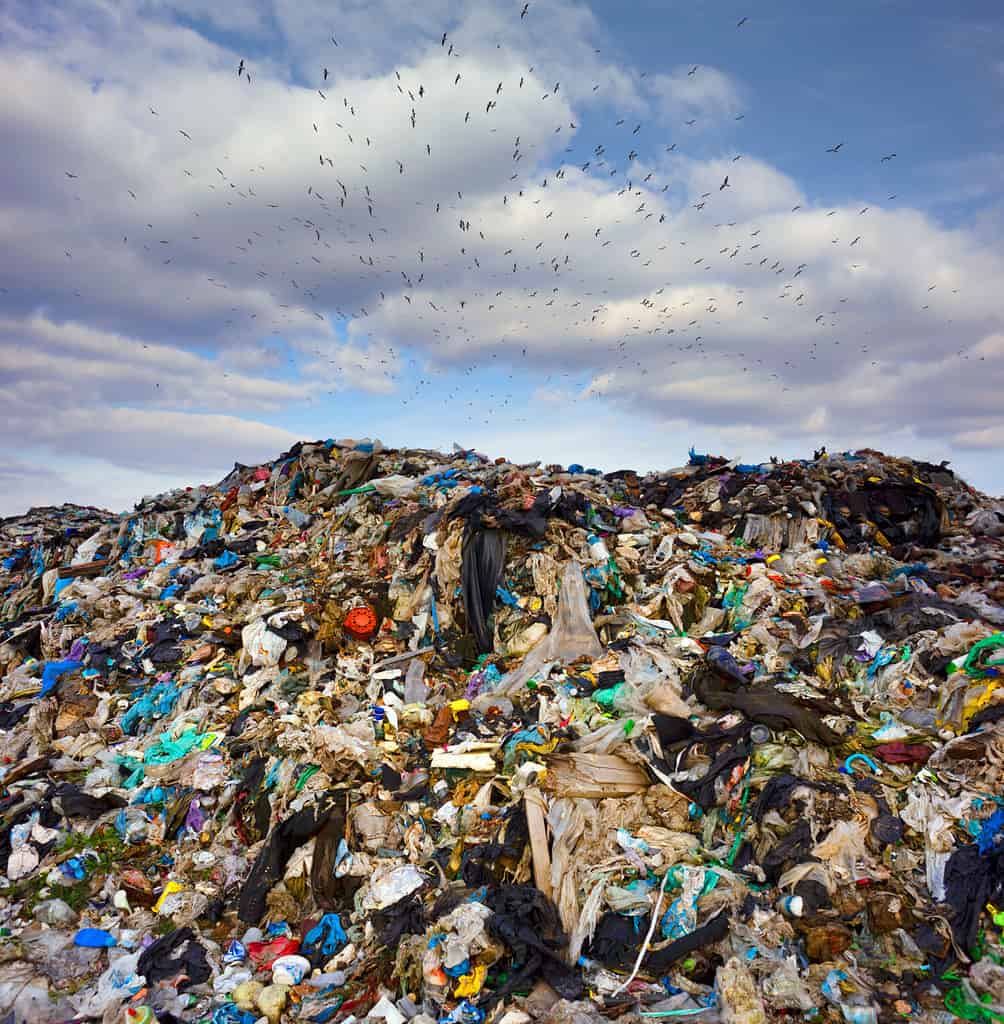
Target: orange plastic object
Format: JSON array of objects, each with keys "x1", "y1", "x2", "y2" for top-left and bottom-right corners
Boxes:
[{"x1": 344, "y1": 606, "x2": 378, "y2": 639}]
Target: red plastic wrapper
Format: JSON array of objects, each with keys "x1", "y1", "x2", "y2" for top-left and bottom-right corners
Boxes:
[
  {"x1": 247, "y1": 936, "x2": 300, "y2": 967},
  {"x1": 872, "y1": 742, "x2": 932, "y2": 764}
]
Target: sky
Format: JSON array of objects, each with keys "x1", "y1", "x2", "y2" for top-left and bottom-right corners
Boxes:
[{"x1": 1, "y1": 0, "x2": 1003, "y2": 514}]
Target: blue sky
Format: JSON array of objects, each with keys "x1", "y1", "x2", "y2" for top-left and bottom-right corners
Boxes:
[{"x1": 1, "y1": 0, "x2": 1002, "y2": 513}]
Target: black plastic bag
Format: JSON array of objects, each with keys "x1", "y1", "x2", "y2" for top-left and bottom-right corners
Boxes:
[
  {"x1": 239, "y1": 803, "x2": 331, "y2": 923},
  {"x1": 460, "y1": 527, "x2": 505, "y2": 653}
]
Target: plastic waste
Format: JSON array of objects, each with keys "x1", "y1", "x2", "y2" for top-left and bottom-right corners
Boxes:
[
  {"x1": 74, "y1": 928, "x2": 117, "y2": 948},
  {"x1": 2, "y1": 440, "x2": 1004, "y2": 1022}
]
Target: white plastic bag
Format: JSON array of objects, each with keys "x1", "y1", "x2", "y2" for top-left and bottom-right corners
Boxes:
[
  {"x1": 364, "y1": 864, "x2": 425, "y2": 910},
  {"x1": 371, "y1": 475, "x2": 419, "y2": 498},
  {"x1": 241, "y1": 619, "x2": 287, "y2": 668},
  {"x1": 499, "y1": 562, "x2": 602, "y2": 692}
]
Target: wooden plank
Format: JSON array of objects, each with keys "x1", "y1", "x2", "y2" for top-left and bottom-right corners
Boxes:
[
  {"x1": 57, "y1": 558, "x2": 111, "y2": 579},
  {"x1": 524, "y1": 786, "x2": 552, "y2": 900}
]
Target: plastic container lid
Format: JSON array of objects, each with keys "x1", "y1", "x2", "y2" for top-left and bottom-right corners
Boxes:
[
  {"x1": 344, "y1": 605, "x2": 378, "y2": 639},
  {"x1": 870, "y1": 814, "x2": 905, "y2": 846},
  {"x1": 750, "y1": 724, "x2": 772, "y2": 744}
]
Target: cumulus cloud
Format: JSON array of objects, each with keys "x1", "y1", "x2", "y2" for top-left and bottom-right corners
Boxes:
[
  {"x1": 0, "y1": 0, "x2": 1002, "y2": 511},
  {"x1": 646, "y1": 65, "x2": 745, "y2": 126},
  {"x1": 17, "y1": 407, "x2": 299, "y2": 475}
]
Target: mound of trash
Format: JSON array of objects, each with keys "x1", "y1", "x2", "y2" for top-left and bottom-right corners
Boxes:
[{"x1": 2, "y1": 437, "x2": 1004, "y2": 1024}]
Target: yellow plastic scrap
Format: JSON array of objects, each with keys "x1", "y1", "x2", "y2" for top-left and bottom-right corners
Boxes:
[
  {"x1": 454, "y1": 965, "x2": 488, "y2": 998},
  {"x1": 448, "y1": 699, "x2": 470, "y2": 721},
  {"x1": 513, "y1": 737, "x2": 559, "y2": 760},
  {"x1": 817, "y1": 517, "x2": 846, "y2": 549},
  {"x1": 153, "y1": 880, "x2": 184, "y2": 913},
  {"x1": 766, "y1": 554, "x2": 781, "y2": 565},
  {"x1": 962, "y1": 681, "x2": 1002, "y2": 727},
  {"x1": 448, "y1": 838, "x2": 465, "y2": 876},
  {"x1": 874, "y1": 530, "x2": 892, "y2": 549}
]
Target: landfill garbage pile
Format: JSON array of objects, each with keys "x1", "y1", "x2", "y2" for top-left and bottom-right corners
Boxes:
[{"x1": 2, "y1": 439, "x2": 1004, "y2": 1024}]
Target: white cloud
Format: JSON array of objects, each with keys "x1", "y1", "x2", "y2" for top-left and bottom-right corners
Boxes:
[
  {"x1": 0, "y1": 455, "x2": 194, "y2": 516},
  {"x1": 646, "y1": 65, "x2": 744, "y2": 126},
  {"x1": 16, "y1": 407, "x2": 299, "y2": 475},
  {"x1": 0, "y1": 0, "x2": 1002, "y2": 513},
  {"x1": 952, "y1": 425, "x2": 1004, "y2": 450}
]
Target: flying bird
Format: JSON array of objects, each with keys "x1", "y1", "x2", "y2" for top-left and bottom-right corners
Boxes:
[
  {"x1": 826, "y1": 142, "x2": 844, "y2": 152},
  {"x1": 521, "y1": 2, "x2": 530, "y2": 17},
  {"x1": 880, "y1": 153, "x2": 896, "y2": 161},
  {"x1": 737, "y1": 16, "x2": 748, "y2": 26},
  {"x1": 720, "y1": 175, "x2": 730, "y2": 190}
]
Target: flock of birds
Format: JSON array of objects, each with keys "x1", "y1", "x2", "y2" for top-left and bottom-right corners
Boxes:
[{"x1": 50, "y1": 5, "x2": 970, "y2": 427}]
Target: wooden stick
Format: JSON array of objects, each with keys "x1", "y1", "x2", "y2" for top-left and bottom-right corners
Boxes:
[{"x1": 524, "y1": 786, "x2": 552, "y2": 900}]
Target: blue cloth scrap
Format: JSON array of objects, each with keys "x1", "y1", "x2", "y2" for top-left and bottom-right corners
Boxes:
[
  {"x1": 38, "y1": 659, "x2": 83, "y2": 698},
  {"x1": 978, "y1": 809, "x2": 1004, "y2": 855}
]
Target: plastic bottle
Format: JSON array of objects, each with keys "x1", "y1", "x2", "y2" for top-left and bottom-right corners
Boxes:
[
  {"x1": 124, "y1": 1008, "x2": 156, "y2": 1024},
  {"x1": 586, "y1": 534, "x2": 610, "y2": 563},
  {"x1": 403, "y1": 659, "x2": 429, "y2": 703},
  {"x1": 115, "y1": 807, "x2": 149, "y2": 845},
  {"x1": 778, "y1": 895, "x2": 804, "y2": 917},
  {"x1": 372, "y1": 705, "x2": 386, "y2": 741},
  {"x1": 308, "y1": 971, "x2": 347, "y2": 988},
  {"x1": 838, "y1": 1004, "x2": 878, "y2": 1024}
]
